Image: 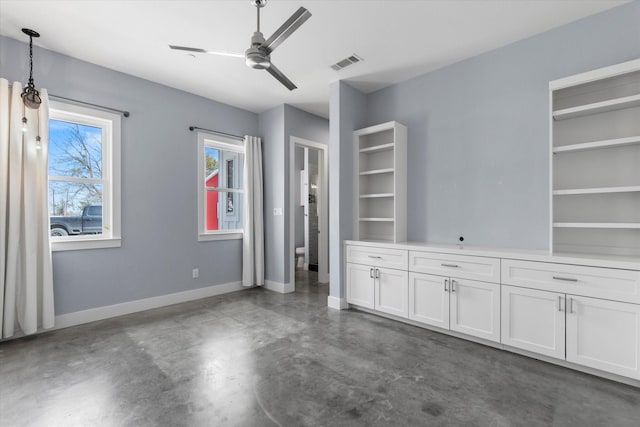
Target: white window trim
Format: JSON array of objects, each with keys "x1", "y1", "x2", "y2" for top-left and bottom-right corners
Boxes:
[
  {"x1": 49, "y1": 101, "x2": 122, "y2": 251},
  {"x1": 197, "y1": 132, "x2": 244, "y2": 241}
]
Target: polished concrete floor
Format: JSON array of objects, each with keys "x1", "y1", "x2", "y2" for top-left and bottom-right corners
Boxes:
[{"x1": 1, "y1": 270, "x2": 639, "y2": 427}]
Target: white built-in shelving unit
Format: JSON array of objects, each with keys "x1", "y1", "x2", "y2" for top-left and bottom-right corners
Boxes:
[
  {"x1": 353, "y1": 121, "x2": 407, "y2": 242},
  {"x1": 550, "y1": 59, "x2": 640, "y2": 257}
]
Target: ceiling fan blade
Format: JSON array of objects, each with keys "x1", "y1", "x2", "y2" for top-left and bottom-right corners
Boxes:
[
  {"x1": 262, "y1": 7, "x2": 311, "y2": 53},
  {"x1": 265, "y1": 63, "x2": 297, "y2": 91},
  {"x1": 169, "y1": 45, "x2": 244, "y2": 58}
]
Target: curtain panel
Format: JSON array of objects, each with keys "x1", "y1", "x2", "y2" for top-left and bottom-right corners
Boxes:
[
  {"x1": 0, "y1": 79, "x2": 55, "y2": 338},
  {"x1": 242, "y1": 135, "x2": 264, "y2": 287}
]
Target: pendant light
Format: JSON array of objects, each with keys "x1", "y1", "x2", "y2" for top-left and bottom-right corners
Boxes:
[{"x1": 21, "y1": 28, "x2": 41, "y2": 109}]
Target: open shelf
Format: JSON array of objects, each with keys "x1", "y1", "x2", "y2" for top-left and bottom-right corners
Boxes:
[
  {"x1": 553, "y1": 136, "x2": 640, "y2": 153},
  {"x1": 359, "y1": 218, "x2": 394, "y2": 222},
  {"x1": 553, "y1": 94, "x2": 640, "y2": 120},
  {"x1": 359, "y1": 168, "x2": 394, "y2": 176},
  {"x1": 553, "y1": 222, "x2": 640, "y2": 229},
  {"x1": 553, "y1": 186, "x2": 640, "y2": 196},
  {"x1": 360, "y1": 143, "x2": 394, "y2": 153},
  {"x1": 360, "y1": 193, "x2": 394, "y2": 199}
]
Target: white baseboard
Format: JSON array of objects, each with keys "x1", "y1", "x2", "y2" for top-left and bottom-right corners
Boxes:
[
  {"x1": 264, "y1": 280, "x2": 294, "y2": 294},
  {"x1": 55, "y1": 281, "x2": 246, "y2": 330},
  {"x1": 327, "y1": 296, "x2": 348, "y2": 310}
]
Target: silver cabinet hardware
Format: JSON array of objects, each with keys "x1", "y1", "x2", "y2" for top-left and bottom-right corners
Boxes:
[
  {"x1": 569, "y1": 297, "x2": 575, "y2": 314},
  {"x1": 375, "y1": 268, "x2": 380, "y2": 279},
  {"x1": 558, "y1": 295, "x2": 563, "y2": 312},
  {"x1": 444, "y1": 279, "x2": 449, "y2": 292},
  {"x1": 368, "y1": 255, "x2": 383, "y2": 259},
  {"x1": 553, "y1": 276, "x2": 578, "y2": 282},
  {"x1": 451, "y1": 279, "x2": 456, "y2": 293},
  {"x1": 441, "y1": 263, "x2": 459, "y2": 268},
  {"x1": 369, "y1": 268, "x2": 373, "y2": 279}
]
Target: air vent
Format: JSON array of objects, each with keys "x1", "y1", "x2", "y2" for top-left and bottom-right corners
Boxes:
[{"x1": 331, "y1": 54, "x2": 363, "y2": 71}]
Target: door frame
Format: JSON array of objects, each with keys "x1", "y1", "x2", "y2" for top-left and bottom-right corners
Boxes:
[{"x1": 289, "y1": 136, "x2": 329, "y2": 285}]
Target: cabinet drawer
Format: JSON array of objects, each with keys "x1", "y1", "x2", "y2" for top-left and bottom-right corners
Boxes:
[
  {"x1": 502, "y1": 259, "x2": 640, "y2": 304},
  {"x1": 346, "y1": 245, "x2": 408, "y2": 270},
  {"x1": 408, "y1": 251, "x2": 500, "y2": 283}
]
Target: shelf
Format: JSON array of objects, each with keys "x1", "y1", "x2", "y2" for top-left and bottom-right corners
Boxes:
[
  {"x1": 553, "y1": 136, "x2": 640, "y2": 153},
  {"x1": 359, "y1": 168, "x2": 394, "y2": 176},
  {"x1": 553, "y1": 94, "x2": 640, "y2": 120},
  {"x1": 553, "y1": 222, "x2": 640, "y2": 229},
  {"x1": 553, "y1": 186, "x2": 640, "y2": 196},
  {"x1": 360, "y1": 193, "x2": 394, "y2": 199},
  {"x1": 360, "y1": 143, "x2": 394, "y2": 153},
  {"x1": 359, "y1": 218, "x2": 394, "y2": 222}
]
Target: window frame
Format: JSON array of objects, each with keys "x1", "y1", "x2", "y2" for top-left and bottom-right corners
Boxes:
[
  {"x1": 197, "y1": 132, "x2": 245, "y2": 241},
  {"x1": 48, "y1": 101, "x2": 122, "y2": 251}
]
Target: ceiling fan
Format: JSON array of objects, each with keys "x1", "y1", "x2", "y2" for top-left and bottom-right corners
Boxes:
[{"x1": 170, "y1": 0, "x2": 311, "y2": 91}]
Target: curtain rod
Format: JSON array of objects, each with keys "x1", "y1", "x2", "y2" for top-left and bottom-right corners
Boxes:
[
  {"x1": 49, "y1": 94, "x2": 130, "y2": 117},
  {"x1": 189, "y1": 126, "x2": 245, "y2": 141},
  {"x1": 5, "y1": 84, "x2": 130, "y2": 117}
]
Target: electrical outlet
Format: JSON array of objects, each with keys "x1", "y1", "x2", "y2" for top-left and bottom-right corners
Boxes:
[
  {"x1": 273, "y1": 208, "x2": 283, "y2": 216},
  {"x1": 192, "y1": 268, "x2": 199, "y2": 279}
]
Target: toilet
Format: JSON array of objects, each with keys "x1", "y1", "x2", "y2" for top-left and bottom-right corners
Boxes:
[{"x1": 295, "y1": 247, "x2": 305, "y2": 269}]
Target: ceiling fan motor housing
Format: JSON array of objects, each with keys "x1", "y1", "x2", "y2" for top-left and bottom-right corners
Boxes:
[{"x1": 246, "y1": 32, "x2": 271, "y2": 69}]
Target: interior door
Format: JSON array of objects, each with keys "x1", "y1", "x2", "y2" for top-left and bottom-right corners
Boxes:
[
  {"x1": 450, "y1": 278, "x2": 501, "y2": 343},
  {"x1": 566, "y1": 295, "x2": 640, "y2": 380},
  {"x1": 408, "y1": 272, "x2": 450, "y2": 329},
  {"x1": 501, "y1": 285, "x2": 566, "y2": 359}
]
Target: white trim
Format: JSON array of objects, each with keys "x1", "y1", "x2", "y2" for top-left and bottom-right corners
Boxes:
[
  {"x1": 327, "y1": 296, "x2": 348, "y2": 310},
  {"x1": 289, "y1": 136, "x2": 330, "y2": 288},
  {"x1": 48, "y1": 101, "x2": 122, "y2": 251},
  {"x1": 264, "y1": 280, "x2": 294, "y2": 294},
  {"x1": 198, "y1": 231, "x2": 243, "y2": 242},
  {"x1": 549, "y1": 58, "x2": 640, "y2": 90},
  {"x1": 55, "y1": 281, "x2": 246, "y2": 329}
]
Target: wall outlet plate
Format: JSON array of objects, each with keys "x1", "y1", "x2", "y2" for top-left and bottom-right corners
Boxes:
[{"x1": 192, "y1": 268, "x2": 199, "y2": 279}]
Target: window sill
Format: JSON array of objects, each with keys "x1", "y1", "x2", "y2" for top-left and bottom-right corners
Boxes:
[
  {"x1": 198, "y1": 231, "x2": 243, "y2": 242},
  {"x1": 51, "y1": 237, "x2": 121, "y2": 252}
]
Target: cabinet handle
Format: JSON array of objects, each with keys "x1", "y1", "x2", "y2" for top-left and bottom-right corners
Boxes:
[
  {"x1": 444, "y1": 279, "x2": 449, "y2": 292},
  {"x1": 451, "y1": 279, "x2": 456, "y2": 293},
  {"x1": 558, "y1": 296, "x2": 563, "y2": 312},
  {"x1": 368, "y1": 255, "x2": 383, "y2": 259},
  {"x1": 370, "y1": 268, "x2": 374, "y2": 279},
  {"x1": 441, "y1": 263, "x2": 459, "y2": 268},
  {"x1": 569, "y1": 297, "x2": 575, "y2": 314},
  {"x1": 375, "y1": 268, "x2": 380, "y2": 279},
  {"x1": 553, "y1": 276, "x2": 578, "y2": 282}
]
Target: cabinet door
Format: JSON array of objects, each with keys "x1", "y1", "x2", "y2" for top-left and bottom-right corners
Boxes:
[
  {"x1": 408, "y1": 272, "x2": 449, "y2": 329},
  {"x1": 501, "y1": 285, "x2": 566, "y2": 359},
  {"x1": 346, "y1": 263, "x2": 374, "y2": 309},
  {"x1": 566, "y1": 295, "x2": 640, "y2": 380},
  {"x1": 375, "y1": 267, "x2": 409, "y2": 318},
  {"x1": 450, "y1": 278, "x2": 501, "y2": 342}
]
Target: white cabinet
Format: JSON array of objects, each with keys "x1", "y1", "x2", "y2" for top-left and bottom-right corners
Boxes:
[
  {"x1": 346, "y1": 262, "x2": 375, "y2": 309},
  {"x1": 502, "y1": 285, "x2": 566, "y2": 359},
  {"x1": 550, "y1": 59, "x2": 640, "y2": 257},
  {"x1": 408, "y1": 272, "x2": 500, "y2": 343},
  {"x1": 375, "y1": 267, "x2": 409, "y2": 318},
  {"x1": 353, "y1": 121, "x2": 407, "y2": 242},
  {"x1": 502, "y1": 286, "x2": 640, "y2": 379},
  {"x1": 566, "y1": 295, "x2": 640, "y2": 380}
]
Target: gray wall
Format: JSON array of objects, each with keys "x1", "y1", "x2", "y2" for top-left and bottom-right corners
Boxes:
[
  {"x1": 294, "y1": 146, "x2": 304, "y2": 248},
  {"x1": 329, "y1": 81, "x2": 367, "y2": 298},
  {"x1": 366, "y1": 1, "x2": 640, "y2": 250},
  {"x1": 258, "y1": 104, "x2": 328, "y2": 285},
  {"x1": 0, "y1": 35, "x2": 259, "y2": 315}
]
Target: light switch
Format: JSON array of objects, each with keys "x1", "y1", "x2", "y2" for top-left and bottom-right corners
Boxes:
[{"x1": 273, "y1": 208, "x2": 283, "y2": 216}]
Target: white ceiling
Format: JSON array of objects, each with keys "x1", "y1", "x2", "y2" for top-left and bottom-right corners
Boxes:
[{"x1": 0, "y1": 0, "x2": 629, "y2": 118}]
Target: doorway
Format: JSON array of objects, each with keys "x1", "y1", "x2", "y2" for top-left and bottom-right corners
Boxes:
[{"x1": 289, "y1": 137, "x2": 329, "y2": 289}]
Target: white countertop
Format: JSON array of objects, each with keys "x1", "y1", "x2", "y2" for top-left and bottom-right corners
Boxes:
[{"x1": 344, "y1": 240, "x2": 640, "y2": 271}]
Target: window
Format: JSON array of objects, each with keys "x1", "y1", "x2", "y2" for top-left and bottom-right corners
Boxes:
[
  {"x1": 48, "y1": 101, "x2": 121, "y2": 251},
  {"x1": 197, "y1": 132, "x2": 244, "y2": 241}
]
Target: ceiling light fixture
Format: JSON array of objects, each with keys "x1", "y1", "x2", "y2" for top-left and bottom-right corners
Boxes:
[{"x1": 21, "y1": 28, "x2": 42, "y2": 109}]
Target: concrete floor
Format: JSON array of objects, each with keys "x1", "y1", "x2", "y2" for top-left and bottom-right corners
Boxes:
[{"x1": 1, "y1": 271, "x2": 639, "y2": 427}]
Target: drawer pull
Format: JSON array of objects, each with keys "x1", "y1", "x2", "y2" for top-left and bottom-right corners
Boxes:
[
  {"x1": 451, "y1": 280, "x2": 456, "y2": 293},
  {"x1": 370, "y1": 268, "x2": 374, "y2": 279},
  {"x1": 553, "y1": 276, "x2": 578, "y2": 282},
  {"x1": 444, "y1": 279, "x2": 449, "y2": 292},
  {"x1": 368, "y1": 255, "x2": 383, "y2": 259},
  {"x1": 441, "y1": 263, "x2": 459, "y2": 268}
]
